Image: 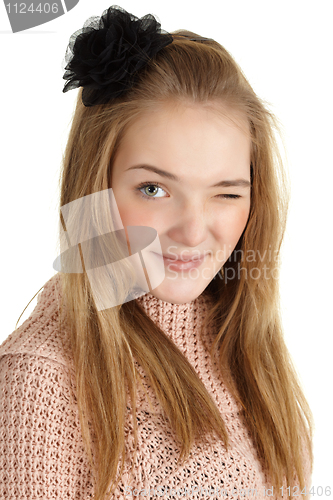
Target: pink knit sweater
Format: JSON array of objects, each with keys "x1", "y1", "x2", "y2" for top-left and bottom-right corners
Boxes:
[{"x1": 0, "y1": 275, "x2": 312, "y2": 499}]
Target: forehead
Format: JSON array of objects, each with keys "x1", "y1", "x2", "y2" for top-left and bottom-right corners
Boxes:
[{"x1": 113, "y1": 101, "x2": 251, "y2": 182}]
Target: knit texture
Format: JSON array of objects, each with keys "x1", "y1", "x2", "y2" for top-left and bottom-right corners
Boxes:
[{"x1": 0, "y1": 275, "x2": 312, "y2": 499}]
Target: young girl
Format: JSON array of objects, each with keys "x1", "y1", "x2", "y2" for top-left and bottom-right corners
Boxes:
[{"x1": 0, "y1": 5, "x2": 313, "y2": 500}]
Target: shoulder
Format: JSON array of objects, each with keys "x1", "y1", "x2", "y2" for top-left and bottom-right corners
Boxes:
[
  {"x1": 0, "y1": 274, "x2": 78, "y2": 430},
  {"x1": 0, "y1": 302, "x2": 94, "y2": 496},
  {"x1": 0, "y1": 274, "x2": 74, "y2": 373}
]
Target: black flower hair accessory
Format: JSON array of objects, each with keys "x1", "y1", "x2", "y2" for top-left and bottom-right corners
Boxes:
[{"x1": 62, "y1": 5, "x2": 173, "y2": 107}]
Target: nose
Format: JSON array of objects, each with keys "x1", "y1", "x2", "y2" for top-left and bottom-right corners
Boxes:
[{"x1": 166, "y1": 201, "x2": 209, "y2": 248}]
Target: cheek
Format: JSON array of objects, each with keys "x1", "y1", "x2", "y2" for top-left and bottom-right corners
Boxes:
[
  {"x1": 235, "y1": 205, "x2": 251, "y2": 234},
  {"x1": 115, "y1": 198, "x2": 161, "y2": 229},
  {"x1": 217, "y1": 204, "x2": 250, "y2": 244}
]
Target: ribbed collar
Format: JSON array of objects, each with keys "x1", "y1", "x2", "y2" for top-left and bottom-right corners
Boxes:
[{"x1": 135, "y1": 290, "x2": 215, "y2": 345}]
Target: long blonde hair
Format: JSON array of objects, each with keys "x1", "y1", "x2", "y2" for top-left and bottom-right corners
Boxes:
[{"x1": 55, "y1": 32, "x2": 313, "y2": 500}]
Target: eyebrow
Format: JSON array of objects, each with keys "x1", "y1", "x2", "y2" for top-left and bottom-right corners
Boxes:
[{"x1": 125, "y1": 164, "x2": 251, "y2": 188}]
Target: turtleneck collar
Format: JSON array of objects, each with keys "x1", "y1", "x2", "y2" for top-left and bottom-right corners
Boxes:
[
  {"x1": 135, "y1": 290, "x2": 201, "y2": 310},
  {"x1": 134, "y1": 290, "x2": 215, "y2": 345}
]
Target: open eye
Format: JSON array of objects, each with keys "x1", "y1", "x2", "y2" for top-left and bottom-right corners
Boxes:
[{"x1": 136, "y1": 182, "x2": 168, "y2": 201}]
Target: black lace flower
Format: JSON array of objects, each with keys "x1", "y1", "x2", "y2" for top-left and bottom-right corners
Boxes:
[{"x1": 62, "y1": 5, "x2": 173, "y2": 106}]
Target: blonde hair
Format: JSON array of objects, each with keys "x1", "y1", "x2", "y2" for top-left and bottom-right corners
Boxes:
[{"x1": 54, "y1": 32, "x2": 314, "y2": 500}]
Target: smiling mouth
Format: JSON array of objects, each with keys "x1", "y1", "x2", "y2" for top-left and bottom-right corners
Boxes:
[
  {"x1": 161, "y1": 253, "x2": 207, "y2": 262},
  {"x1": 151, "y1": 252, "x2": 207, "y2": 271}
]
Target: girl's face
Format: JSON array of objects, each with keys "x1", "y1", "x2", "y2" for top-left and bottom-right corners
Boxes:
[{"x1": 111, "y1": 102, "x2": 251, "y2": 304}]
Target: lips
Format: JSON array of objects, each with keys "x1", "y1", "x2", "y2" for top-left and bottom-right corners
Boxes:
[
  {"x1": 162, "y1": 253, "x2": 206, "y2": 261},
  {"x1": 159, "y1": 253, "x2": 206, "y2": 271}
]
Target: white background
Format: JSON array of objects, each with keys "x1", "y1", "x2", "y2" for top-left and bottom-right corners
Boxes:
[{"x1": 1, "y1": 0, "x2": 332, "y2": 489}]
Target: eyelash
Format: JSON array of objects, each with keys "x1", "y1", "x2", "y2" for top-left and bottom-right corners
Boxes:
[{"x1": 135, "y1": 181, "x2": 242, "y2": 201}]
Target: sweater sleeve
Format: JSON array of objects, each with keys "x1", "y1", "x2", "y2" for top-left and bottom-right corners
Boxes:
[{"x1": 0, "y1": 353, "x2": 95, "y2": 500}]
